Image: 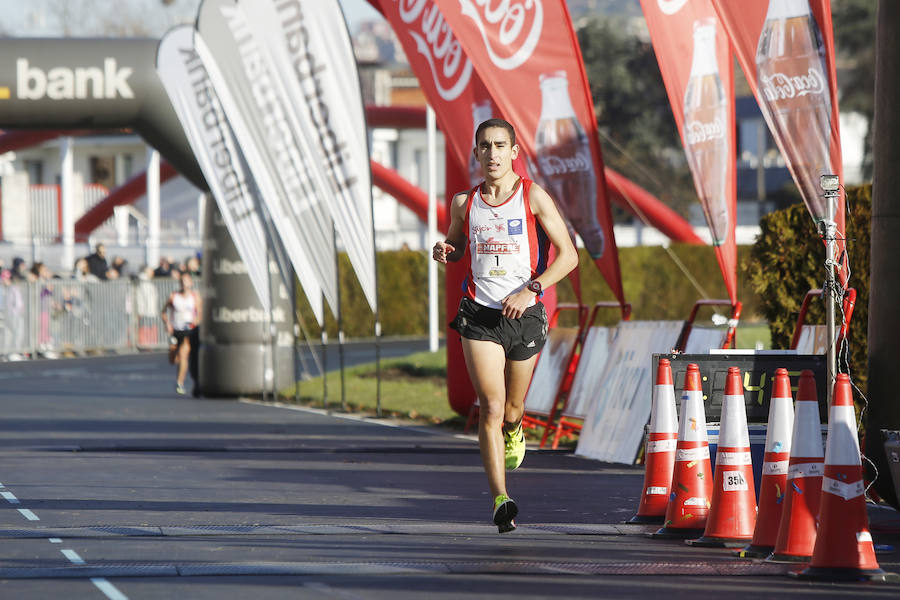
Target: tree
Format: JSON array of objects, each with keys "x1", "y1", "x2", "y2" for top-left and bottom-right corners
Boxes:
[
  {"x1": 576, "y1": 16, "x2": 697, "y2": 220},
  {"x1": 831, "y1": 0, "x2": 876, "y2": 180}
]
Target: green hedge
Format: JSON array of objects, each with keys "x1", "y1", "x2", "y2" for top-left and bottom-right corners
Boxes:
[
  {"x1": 746, "y1": 184, "x2": 871, "y2": 395},
  {"x1": 296, "y1": 244, "x2": 766, "y2": 338}
]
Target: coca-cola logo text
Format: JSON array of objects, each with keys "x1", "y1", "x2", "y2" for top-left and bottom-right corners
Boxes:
[
  {"x1": 684, "y1": 118, "x2": 724, "y2": 145},
  {"x1": 656, "y1": 0, "x2": 688, "y2": 15},
  {"x1": 760, "y1": 68, "x2": 827, "y2": 102},
  {"x1": 538, "y1": 151, "x2": 591, "y2": 176},
  {"x1": 457, "y1": 0, "x2": 543, "y2": 71},
  {"x1": 397, "y1": 0, "x2": 473, "y2": 101}
]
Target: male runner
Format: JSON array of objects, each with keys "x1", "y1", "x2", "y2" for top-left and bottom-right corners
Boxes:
[{"x1": 433, "y1": 118, "x2": 578, "y2": 533}]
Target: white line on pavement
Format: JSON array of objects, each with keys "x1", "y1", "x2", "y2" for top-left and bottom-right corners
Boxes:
[
  {"x1": 91, "y1": 579, "x2": 129, "y2": 600},
  {"x1": 61, "y1": 549, "x2": 85, "y2": 565},
  {"x1": 1, "y1": 491, "x2": 19, "y2": 503},
  {"x1": 48, "y1": 538, "x2": 62, "y2": 543},
  {"x1": 17, "y1": 508, "x2": 39, "y2": 521}
]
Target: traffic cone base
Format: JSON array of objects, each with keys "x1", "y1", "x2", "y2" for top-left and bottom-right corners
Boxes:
[
  {"x1": 734, "y1": 544, "x2": 775, "y2": 559},
  {"x1": 791, "y1": 566, "x2": 896, "y2": 583},
  {"x1": 628, "y1": 514, "x2": 665, "y2": 525},
  {"x1": 686, "y1": 535, "x2": 750, "y2": 548},
  {"x1": 651, "y1": 526, "x2": 706, "y2": 540},
  {"x1": 767, "y1": 551, "x2": 810, "y2": 563}
]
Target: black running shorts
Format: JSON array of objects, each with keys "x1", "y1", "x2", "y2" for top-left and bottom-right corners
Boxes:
[{"x1": 450, "y1": 296, "x2": 548, "y2": 361}]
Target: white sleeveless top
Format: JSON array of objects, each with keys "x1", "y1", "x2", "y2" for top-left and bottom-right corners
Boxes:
[
  {"x1": 170, "y1": 291, "x2": 198, "y2": 331},
  {"x1": 464, "y1": 178, "x2": 549, "y2": 309}
]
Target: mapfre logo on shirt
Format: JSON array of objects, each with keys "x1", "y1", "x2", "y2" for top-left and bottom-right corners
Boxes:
[{"x1": 476, "y1": 241, "x2": 519, "y2": 254}]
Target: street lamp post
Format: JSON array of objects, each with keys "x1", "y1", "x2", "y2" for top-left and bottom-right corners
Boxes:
[{"x1": 819, "y1": 173, "x2": 840, "y2": 405}]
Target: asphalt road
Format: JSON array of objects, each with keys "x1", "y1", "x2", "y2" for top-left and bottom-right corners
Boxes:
[{"x1": 0, "y1": 353, "x2": 899, "y2": 599}]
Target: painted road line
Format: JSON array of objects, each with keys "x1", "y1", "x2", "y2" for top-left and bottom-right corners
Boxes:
[
  {"x1": 61, "y1": 549, "x2": 85, "y2": 565},
  {"x1": 48, "y1": 538, "x2": 62, "y2": 543},
  {"x1": 91, "y1": 578, "x2": 129, "y2": 600},
  {"x1": 1, "y1": 491, "x2": 19, "y2": 504},
  {"x1": 17, "y1": 509, "x2": 39, "y2": 521}
]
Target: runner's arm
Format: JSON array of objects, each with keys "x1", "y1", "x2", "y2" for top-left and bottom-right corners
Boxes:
[{"x1": 432, "y1": 192, "x2": 469, "y2": 263}]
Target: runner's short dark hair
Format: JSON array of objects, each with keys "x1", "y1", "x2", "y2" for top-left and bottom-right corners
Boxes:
[{"x1": 475, "y1": 118, "x2": 516, "y2": 146}]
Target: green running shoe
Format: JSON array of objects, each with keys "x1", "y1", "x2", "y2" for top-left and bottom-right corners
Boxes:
[
  {"x1": 493, "y1": 494, "x2": 518, "y2": 533},
  {"x1": 504, "y1": 422, "x2": 526, "y2": 470}
]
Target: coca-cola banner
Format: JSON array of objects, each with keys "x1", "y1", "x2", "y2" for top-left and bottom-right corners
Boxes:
[
  {"x1": 640, "y1": 0, "x2": 738, "y2": 303},
  {"x1": 712, "y1": 0, "x2": 846, "y2": 278},
  {"x1": 431, "y1": 0, "x2": 625, "y2": 305}
]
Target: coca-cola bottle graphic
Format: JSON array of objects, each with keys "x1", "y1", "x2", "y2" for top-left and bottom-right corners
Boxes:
[
  {"x1": 683, "y1": 18, "x2": 729, "y2": 246},
  {"x1": 756, "y1": 0, "x2": 832, "y2": 222},
  {"x1": 534, "y1": 70, "x2": 604, "y2": 259},
  {"x1": 469, "y1": 99, "x2": 493, "y2": 186}
]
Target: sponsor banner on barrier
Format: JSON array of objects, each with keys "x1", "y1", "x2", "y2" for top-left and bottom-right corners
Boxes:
[
  {"x1": 238, "y1": 0, "x2": 378, "y2": 313},
  {"x1": 156, "y1": 25, "x2": 303, "y2": 317},
  {"x1": 196, "y1": 0, "x2": 339, "y2": 316},
  {"x1": 433, "y1": 0, "x2": 624, "y2": 304},
  {"x1": 574, "y1": 321, "x2": 684, "y2": 463},
  {"x1": 639, "y1": 0, "x2": 737, "y2": 303},
  {"x1": 523, "y1": 326, "x2": 578, "y2": 415},
  {"x1": 712, "y1": 0, "x2": 846, "y2": 283}
]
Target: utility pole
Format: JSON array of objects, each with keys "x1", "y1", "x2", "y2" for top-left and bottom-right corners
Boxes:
[{"x1": 865, "y1": 0, "x2": 900, "y2": 510}]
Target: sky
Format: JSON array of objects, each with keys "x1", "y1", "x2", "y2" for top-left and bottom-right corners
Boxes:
[{"x1": 0, "y1": 0, "x2": 384, "y2": 37}]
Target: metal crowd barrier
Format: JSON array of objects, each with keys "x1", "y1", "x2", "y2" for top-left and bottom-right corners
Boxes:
[{"x1": 0, "y1": 278, "x2": 179, "y2": 359}]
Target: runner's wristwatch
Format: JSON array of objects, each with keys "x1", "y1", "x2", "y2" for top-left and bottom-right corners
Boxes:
[{"x1": 527, "y1": 280, "x2": 543, "y2": 297}]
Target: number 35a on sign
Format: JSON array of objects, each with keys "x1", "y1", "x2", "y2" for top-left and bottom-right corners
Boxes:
[{"x1": 723, "y1": 471, "x2": 748, "y2": 491}]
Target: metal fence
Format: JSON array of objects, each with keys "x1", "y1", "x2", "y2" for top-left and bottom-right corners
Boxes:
[{"x1": 0, "y1": 278, "x2": 179, "y2": 359}]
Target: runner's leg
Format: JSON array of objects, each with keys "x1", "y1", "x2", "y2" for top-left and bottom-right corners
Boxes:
[
  {"x1": 461, "y1": 337, "x2": 508, "y2": 499},
  {"x1": 504, "y1": 354, "x2": 539, "y2": 427},
  {"x1": 177, "y1": 337, "x2": 190, "y2": 385}
]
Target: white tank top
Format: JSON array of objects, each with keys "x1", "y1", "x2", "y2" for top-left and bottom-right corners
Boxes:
[
  {"x1": 170, "y1": 291, "x2": 198, "y2": 331},
  {"x1": 464, "y1": 178, "x2": 549, "y2": 309}
]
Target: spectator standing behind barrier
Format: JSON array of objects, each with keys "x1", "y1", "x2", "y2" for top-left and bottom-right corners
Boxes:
[
  {"x1": 135, "y1": 266, "x2": 159, "y2": 348},
  {"x1": 32, "y1": 262, "x2": 57, "y2": 358},
  {"x1": 2, "y1": 270, "x2": 25, "y2": 359},
  {"x1": 0, "y1": 270, "x2": 8, "y2": 352},
  {"x1": 161, "y1": 271, "x2": 201, "y2": 396},
  {"x1": 153, "y1": 257, "x2": 172, "y2": 279},
  {"x1": 72, "y1": 258, "x2": 99, "y2": 282},
  {"x1": 86, "y1": 244, "x2": 110, "y2": 280},
  {"x1": 111, "y1": 256, "x2": 128, "y2": 278},
  {"x1": 11, "y1": 257, "x2": 30, "y2": 282}
]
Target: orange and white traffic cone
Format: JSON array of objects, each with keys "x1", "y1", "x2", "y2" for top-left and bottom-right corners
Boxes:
[
  {"x1": 736, "y1": 367, "x2": 793, "y2": 558},
  {"x1": 795, "y1": 374, "x2": 892, "y2": 581},
  {"x1": 629, "y1": 358, "x2": 678, "y2": 524},
  {"x1": 768, "y1": 370, "x2": 824, "y2": 563},
  {"x1": 687, "y1": 367, "x2": 757, "y2": 547},
  {"x1": 652, "y1": 363, "x2": 713, "y2": 539}
]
